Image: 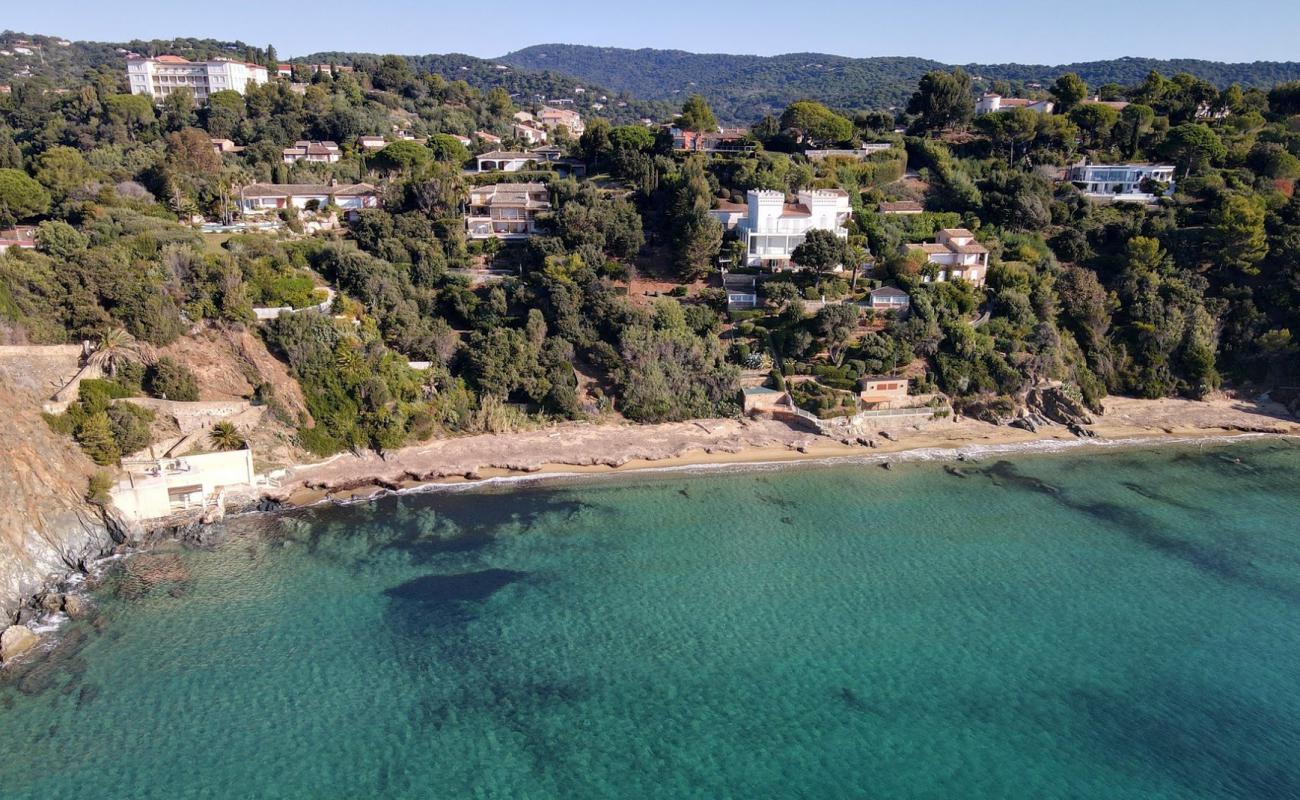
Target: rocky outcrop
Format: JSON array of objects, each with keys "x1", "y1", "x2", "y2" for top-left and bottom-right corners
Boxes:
[
  {"x1": 1025, "y1": 386, "x2": 1094, "y2": 428},
  {"x1": 1, "y1": 624, "x2": 40, "y2": 663},
  {"x1": 0, "y1": 377, "x2": 126, "y2": 624}
]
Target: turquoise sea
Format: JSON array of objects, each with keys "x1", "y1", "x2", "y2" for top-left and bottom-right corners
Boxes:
[{"x1": 2, "y1": 439, "x2": 1300, "y2": 799}]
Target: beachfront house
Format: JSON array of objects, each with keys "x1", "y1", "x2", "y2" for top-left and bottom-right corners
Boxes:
[
  {"x1": 858, "y1": 376, "x2": 911, "y2": 409},
  {"x1": 906, "y1": 229, "x2": 989, "y2": 286},
  {"x1": 111, "y1": 450, "x2": 258, "y2": 522}
]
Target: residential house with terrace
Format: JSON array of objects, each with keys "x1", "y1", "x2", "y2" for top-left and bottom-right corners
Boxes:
[
  {"x1": 867, "y1": 286, "x2": 911, "y2": 314},
  {"x1": 282, "y1": 140, "x2": 340, "y2": 164},
  {"x1": 475, "y1": 151, "x2": 538, "y2": 173},
  {"x1": 671, "y1": 127, "x2": 754, "y2": 154},
  {"x1": 536, "y1": 105, "x2": 585, "y2": 136},
  {"x1": 1066, "y1": 161, "x2": 1176, "y2": 203},
  {"x1": 878, "y1": 200, "x2": 923, "y2": 215},
  {"x1": 513, "y1": 123, "x2": 548, "y2": 145},
  {"x1": 239, "y1": 182, "x2": 379, "y2": 215},
  {"x1": 358, "y1": 135, "x2": 387, "y2": 150},
  {"x1": 906, "y1": 229, "x2": 989, "y2": 286},
  {"x1": 713, "y1": 189, "x2": 852, "y2": 269},
  {"x1": 0, "y1": 225, "x2": 38, "y2": 254},
  {"x1": 465, "y1": 183, "x2": 552, "y2": 240}
]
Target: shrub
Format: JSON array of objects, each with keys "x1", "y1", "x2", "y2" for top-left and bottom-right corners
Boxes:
[
  {"x1": 106, "y1": 402, "x2": 154, "y2": 456},
  {"x1": 86, "y1": 471, "x2": 113, "y2": 505},
  {"x1": 145, "y1": 357, "x2": 199, "y2": 401}
]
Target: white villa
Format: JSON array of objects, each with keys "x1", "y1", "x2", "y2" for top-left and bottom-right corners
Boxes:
[
  {"x1": 475, "y1": 150, "x2": 538, "y2": 172},
  {"x1": 975, "y1": 94, "x2": 1055, "y2": 115},
  {"x1": 713, "y1": 189, "x2": 852, "y2": 269},
  {"x1": 126, "y1": 55, "x2": 267, "y2": 102},
  {"x1": 867, "y1": 285, "x2": 911, "y2": 313},
  {"x1": 907, "y1": 229, "x2": 989, "y2": 286},
  {"x1": 465, "y1": 183, "x2": 552, "y2": 240},
  {"x1": 1067, "y1": 161, "x2": 1176, "y2": 203},
  {"x1": 238, "y1": 182, "x2": 379, "y2": 214}
]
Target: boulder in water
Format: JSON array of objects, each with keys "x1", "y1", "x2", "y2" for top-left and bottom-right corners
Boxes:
[
  {"x1": 1, "y1": 624, "x2": 40, "y2": 664},
  {"x1": 62, "y1": 594, "x2": 95, "y2": 621}
]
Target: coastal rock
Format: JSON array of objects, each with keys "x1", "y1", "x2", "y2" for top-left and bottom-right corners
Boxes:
[
  {"x1": 1026, "y1": 387, "x2": 1094, "y2": 428},
  {"x1": 62, "y1": 594, "x2": 95, "y2": 621},
  {"x1": 116, "y1": 553, "x2": 191, "y2": 600},
  {"x1": 1, "y1": 624, "x2": 40, "y2": 663},
  {"x1": 39, "y1": 593, "x2": 64, "y2": 613}
]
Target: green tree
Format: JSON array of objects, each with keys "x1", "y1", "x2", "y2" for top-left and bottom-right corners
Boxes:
[
  {"x1": 791, "y1": 229, "x2": 851, "y2": 274},
  {"x1": 678, "y1": 95, "x2": 718, "y2": 132},
  {"x1": 373, "y1": 140, "x2": 431, "y2": 173},
  {"x1": 75, "y1": 411, "x2": 120, "y2": 466},
  {"x1": 0, "y1": 168, "x2": 51, "y2": 220},
  {"x1": 780, "y1": 100, "x2": 854, "y2": 145},
  {"x1": 1069, "y1": 103, "x2": 1119, "y2": 150},
  {"x1": 33, "y1": 146, "x2": 95, "y2": 202},
  {"x1": 1209, "y1": 194, "x2": 1267, "y2": 275},
  {"x1": 906, "y1": 69, "x2": 974, "y2": 133},
  {"x1": 426, "y1": 133, "x2": 469, "y2": 164},
  {"x1": 1050, "y1": 73, "x2": 1089, "y2": 114},
  {"x1": 669, "y1": 159, "x2": 722, "y2": 280},
  {"x1": 1162, "y1": 123, "x2": 1226, "y2": 176}
]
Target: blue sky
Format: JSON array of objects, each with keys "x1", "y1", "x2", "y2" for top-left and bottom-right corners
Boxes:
[{"x1": 8, "y1": 0, "x2": 1297, "y2": 63}]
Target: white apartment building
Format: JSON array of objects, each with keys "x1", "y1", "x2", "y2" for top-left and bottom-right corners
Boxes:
[
  {"x1": 906, "y1": 229, "x2": 989, "y2": 286},
  {"x1": 1067, "y1": 161, "x2": 1176, "y2": 203},
  {"x1": 715, "y1": 189, "x2": 852, "y2": 269},
  {"x1": 126, "y1": 55, "x2": 268, "y2": 102}
]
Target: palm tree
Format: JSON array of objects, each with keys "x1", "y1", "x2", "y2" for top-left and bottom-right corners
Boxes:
[
  {"x1": 85, "y1": 328, "x2": 149, "y2": 378},
  {"x1": 209, "y1": 421, "x2": 246, "y2": 451}
]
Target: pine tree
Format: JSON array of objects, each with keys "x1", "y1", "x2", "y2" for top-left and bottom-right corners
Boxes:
[{"x1": 76, "y1": 412, "x2": 121, "y2": 466}]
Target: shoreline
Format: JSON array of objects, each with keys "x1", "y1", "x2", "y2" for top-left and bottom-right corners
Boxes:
[
  {"x1": 263, "y1": 394, "x2": 1300, "y2": 508},
  {"x1": 263, "y1": 430, "x2": 1295, "y2": 512}
]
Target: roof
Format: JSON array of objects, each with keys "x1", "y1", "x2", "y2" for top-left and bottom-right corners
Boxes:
[
  {"x1": 878, "y1": 201, "x2": 923, "y2": 213},
  {"x1": 869, "y1": 286, "x2": 909, "y2": 298},
  {"x1": 241, "y1": 183, "x2": 376, "y2": 198},
  {"x1": 478, "y1": 150, "x2": 535, "y2": 161},
  {"x1": 781, "y1": 203, "x2": 811, "y2": 217},
  {"x1": 155, "y1": 55, "x2": 190, "y2": 64},
  {"x1": 469, "y1": 183, "x2": 551, "y2": 208},
  {"x1": 940, "y1": 228, "x2": 975, "y2": 237},
  {"x1": 950, "y1": 242, "x2": 989, "y2": 255},
  {"x1": 913, "y1": 243, "x2": 951, "y2": 255}
]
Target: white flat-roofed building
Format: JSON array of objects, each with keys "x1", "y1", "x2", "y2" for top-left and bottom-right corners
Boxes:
[
  {"x1": 238, "y1": 182, "x2": 379, "y2": 214},
  {"x1": 475, "y1": 151, "x2": 537, "y2": 173},
  {"x1": 1067, "y1": 161, "x2": 1176, "y2": 203},
  {"x1": 976, "y1": 94, "x2": 1055, "y2": 115},
  {"x1": 466, "y1": 183, "x2": 551, "y2": 239},
  {"x1": 126, "y1": 55, "x2": 268, "y2": 102},
  {"x1": 729, "y1": 189, "x2": 852, "y2": 269},
  {"x1": 906, "y1": 229, "x2": 989, "y2": 286}
]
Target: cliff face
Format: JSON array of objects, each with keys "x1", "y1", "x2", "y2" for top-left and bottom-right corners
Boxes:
[{"x1": 0, "y1": 352, "x2": 119, "y2": 622}]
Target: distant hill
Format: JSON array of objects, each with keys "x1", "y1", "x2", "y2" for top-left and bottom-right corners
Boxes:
[
  {"x1": 298, "y1": 50, "x2": 673, "y2": 124},
  {"x1": 500, "y1": 44, "x2": 1300, "y2": 121}
]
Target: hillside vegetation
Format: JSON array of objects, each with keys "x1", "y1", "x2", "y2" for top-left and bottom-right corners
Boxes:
[{"x1": 501, "y1": 45, "x2": 1300, "y2": 121}]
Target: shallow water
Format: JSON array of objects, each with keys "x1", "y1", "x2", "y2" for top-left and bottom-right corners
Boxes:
[{"x1": 2, "y1": 440, "x2": 1300, "y2": 799}]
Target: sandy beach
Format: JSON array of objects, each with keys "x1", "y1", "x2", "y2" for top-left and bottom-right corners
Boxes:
[{"x1": 270, "y1": 394, "x2": 1300, "y2": 505}]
